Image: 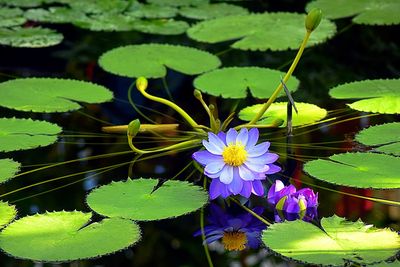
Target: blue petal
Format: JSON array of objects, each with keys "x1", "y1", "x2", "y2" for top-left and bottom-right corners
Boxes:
[
  {"x1": 246, "y1": 128, "x2": 259, "y2": 149},
  {"x1": 210, "y1": 179, "x2": 223, "y2": 199},
  {"x1": 238, "y1": 165, "x2": 255, "y2": 181},
  {"x1": 244, "y1": 161, "x2": 269, "y2": 173},
  {"x1": 251, "y1": 180, "x2": 264, "y2": 196},
  {"x1": 226, "y1": 128, "x2": 238, "y2": 145},
  {"x1": 247, "y1": 142, "x2": 270, "y2": 157},
  {"x1": 228, "y1": 174, "x2": 243, "y2": 194},
  {"x1": 193, "y1": 150, "x2": 222, "y2": 166},
  {"x1": 217, "y1": 132, "x2": 227, "y2": 145},
  {"x1": 205, "y1": 161, "x2": 225, "y2": 174},
  {"x1": 240, "y1": 181, "x2": 252, "y2": 198},
  {"x1": 202, "y1": 139, "x2": 223, "y2": 155},
  {"x1": 236, "y1": 128, "x2": 248, "y2": 146},
  {"x1": 208, "y1": 132, "x2": 226, "y2": 149},
  {"x1": 266, "y1": 164, "x2": 281, "y2": 174},
  {"x1": 219, "y1": 165, "x2": 233, "y2": 184}
]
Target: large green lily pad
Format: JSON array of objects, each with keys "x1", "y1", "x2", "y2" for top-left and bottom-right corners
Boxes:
[
  {"x1": 0, "y1": 202, "x2": 17, "y2": 229},
  {"x1": 303, "y1": 152, "x2": 400, "y2": 188},
  {"x1": 25, "y1": 7, "x2": 88, "y2": 24},
  {"x1": 179, "y1": 3, "x2": 248, "y2": 20},
  {"x1": 131, "y1": 19, "x2": 189, "y2": 35},
  {"x1": 126, "y1": 3, "x2": 178, "y2": 19},
  {"x1": 356, "y1": 123, "x2": 400, "y2": 156},
  {"x1": 0, "y1": 211, "x2": 141, "y2": 262},
  {"x1": 0, "y1": 27, "x2": 63, "y2": 48},
  {"x1": 262, "y1": 215, "x2": 400, "y2": 266},
  {"x1": 0, "y1": 78, "x2": 113, "y2": 112},
  {"x1": 0, "y1": 8, "x2": 26, "y2": 27},
  {"x1": 86, "y1": 178, "x2": 209, "y2": 221},
  {"x1": 329, "y1": 79, "x2": 400, "y2": 114},
  {"x1": 193, "y1": 67, "x2": 299, "y2": 99},
  {"x1": 0, "y1": 118, "x2": 62, "y2": 152},
  {"x1": 187, "y1": 12, "x2": 336, "y2": 51},
  {"x1": 0, "y1": 158, "x2": 21, "y2": 183},
  {"x1": 99, "y1": 44, "x2": 221, "y2": 78},
  {"x1": 239, "y1": 102, "x2": 327, "y2": 126}
]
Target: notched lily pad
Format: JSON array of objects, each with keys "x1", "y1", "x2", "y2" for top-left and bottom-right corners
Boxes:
[
  {"x1": 0, "y1": 202, "x2": 17, "y2": 229},
  {"x1": 99, "y1": 44, "x2": 221, "y2": 78},
  {"x1": 262, "y1": 215, "x2": 400, "y2": 266},
  {"x1": 179, "y1": 3, "x2": 249, "y2": 20},
  {"x1": 0, "y1": 158, "x2": 21, "y2": 183},
  {"x1": 86, "y1": 178, "x2": 209, "y2": 221},
  {"x1": 193, "y1": 67, "x2": 299, "y2": 99},
  {"x1": 0, "y1": 27, "x2": 63, "y2": 48},
  {"x1": 0, "y1": 78, "x2": 113, "y2": 112},
  {"x1": 303, "y1": 152, "x2": 400, "y2": 188},
  {"x1": 0, "y1": 211, "x2": 141, "y2": 262}
]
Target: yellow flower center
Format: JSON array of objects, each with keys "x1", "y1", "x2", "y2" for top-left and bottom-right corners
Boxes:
[
  {"x1": 222, "y1": 231, "x2": 247, "y2": 251},
  {"x1": 222, "y1": 144, "x2": 247, "y2": 166}
]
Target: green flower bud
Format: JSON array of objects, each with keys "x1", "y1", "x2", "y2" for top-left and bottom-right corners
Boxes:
[
  {"x1": 305, "y1": 8, "x2": 322, "y2": 32},
  {"x1": 136, "y1": 77, "x2": 148, "y2": 91},
  {"x1": 128, "y1": 119, "x2": 141, "y2": 137},
  {"x1": 193, "y1": 89, "x2": 202, "y2": 99}
]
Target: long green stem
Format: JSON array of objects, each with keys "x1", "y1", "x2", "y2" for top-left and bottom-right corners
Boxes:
[
  {"x1": 230, "y1": 198, "x2": 272, "y2": 226},
  {"x1": 247, "y1": 30, "x2": 312, "y2": 126},
  {"x1": 128, "y1": 80, "x2": 157, "y2": 124}
]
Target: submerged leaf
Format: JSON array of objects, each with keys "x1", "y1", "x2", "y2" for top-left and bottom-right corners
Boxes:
[
  {"x1": 0, "y1": 211, "x2": 141, "y2": 262},
  {"x1": 0, "y1": 78, "x2": 113, "y2": 112},
  {"x1": 86, "y1": 178, "x2": 209, "y2": 221},
  {"x1": 0, "y1": 27, "x2": 63, "y2": 48},
  {"x1": 0, "y1": 202, "x2": 17, "y2": 229},
  {"x1": 239, "y1": 102, "x2": 327, "y2": 127},
  {"x1": 179, "y1": 3, "x2": 249, "y2": 20},
  {"x1": 187, "y1": 12, "x2": 336, "y2": 51},
  {"x1": 99, "y1": 44, "x2": 221, "y2": 78},
  {"x1": 193, "y1": 67, "x2": 299, "y2": 99},
  {"x1": 356, "y1": 123, "x2": 400, "y2": 156},
  {"x1": 329, "y1": 79, "x2": 400, "y2": 114},
  {"x1": 303, "y1": 152, "x2": 400, "y2": 188},
  {"x1": 262, "y1": 215, "x2": 400, "y2": 266},
  {"x1": 0, "y1": 158, "x2": 20, "y2": 183}
]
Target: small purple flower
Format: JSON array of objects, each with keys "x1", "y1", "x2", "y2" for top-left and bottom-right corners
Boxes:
[
  {"x1": 193, "y1": 128, "x2": 281, "y2": 199},
  {"x1": 274, "y1": 207, "x2": 318, "y2": 223},
  {"x1": 194, "y1": 203, "x2": 266, "y2": 251},
  {"x1": 267, "y1": 180, "x2": 318, "y2": 214}
]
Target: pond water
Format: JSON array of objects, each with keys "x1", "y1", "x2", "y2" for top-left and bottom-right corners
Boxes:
[{"x1": 0, "y1": 1, "x2": 399, "y2": 267}]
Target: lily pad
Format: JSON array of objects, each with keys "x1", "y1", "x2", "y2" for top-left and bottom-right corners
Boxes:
[
  {"x1": 187, "y1": 12, "x2": 336, "y2": 51},
  {"x1": 0, "y1": 27, "x2": 63, "y2": 48},
  {"x1": 303, "y1": 152, "x2": 400, "y2": 188},
  {"x1": 126, "y1": 3, "x2": 178, "y2": 19},
  {"x1": 131, "y1": 19, "x2": 189, "y2": 35},
  {"x1": 0, "y1": 202, "x2": 17, "y2": 229},
  {"x1": 0, "y1": 211, "x2": 141, "y2": 262},
  {"x1": 25, "y1": 7, "x2": 88, "y2": 24},
  {"x1": 262, "y1": 215, "x2": 400, "y2": 266},
  {"x1": 86, "y1": 178, "x2": 209, "y2": 221},
  {"x1": 356, "y1": 123, "x2": 400, "y2": 156},
  {"x1": 0, "y1": 118, "x2": 62, "y2": 152},
  {"x1": 68, "y1": 0, "x2": 128, "y2": 14},
  {"x1": 0, "y1": 8, "x2": 26, "y2": 27},
  {"x1": 0, "y1": 78, "x2": 113, "y2": 112},
  {"x1": 0, "y1": 0, "x2": 43, "y2": 7},
  {"x1": 329, "y1": 79, "x2": 400, "y2": 114},
  {"x1": 179, "y1": 3, "x2": 249, "y2": 20},
  {"x1": 0, "y1": 158, "x2": 21, "y2": 183},
  {"x1": 147, "y1": 0, "x2": 208, "y2": 7},
  {"x1": 99, "y1": 44, "x2": 221, "y2": 78},
  {"x1": 307, "y1": 0, "x2": 400, "y2": 25},
  {"x1": 193, "y1": 67, "x2": 299, "y2": 99},
  {"x1": 239, "y1": 102, "x2": 327, "y2": 127},
  {"x1": 73, "y1": 13, "x2": 136, "y2": 32}
]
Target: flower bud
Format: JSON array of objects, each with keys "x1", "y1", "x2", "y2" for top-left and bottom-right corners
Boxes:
[
  {"x1": 136, "y1": 77, "x2": 148, "y2": 91},
  {"x1": 305, "y1": 8, "x2": 322, "y2": 32},
  {"x1": 127, "y1": 119, "x2": 140, "y2": 137},
  {"x1": 193, "y1": 89, "x2": 202, "y2": 100}
]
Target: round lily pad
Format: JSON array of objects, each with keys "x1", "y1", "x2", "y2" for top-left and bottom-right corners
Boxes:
[
  {"x1": 147, "y1": 0, "x2": 208, "y2": 7},
  {"x1": 0, "y1": 78, "x2": 113, "y2": 112},
  {"x1": 25, "y1": 7, "x2": 88, "y2": 24},
  {"x1": 86, "y1": 178, "x2": 209, "y2": 221},
  {"x1": 187, "y1": 12, "x2": 336, "y2": 51},
  {"x1": 329, "y1": 79, "x2": 400, "y2": 114},
  {"x1": 0, "y1": 8, "x2": 26, "y2": 27},
  {"x1": 73, "y1": 13, "x2": 136, "y2": 32},
  {"x1": 193, "y1": 67, "x2": 299, "y2": 99},
  {"x1": 303, "y1": 152, "x2": 400, "y2": 188},
  {"x1": 125, "y1": 3, "x2": 178, "y2": 19},
  {"x1": 0, "y1": 158, "x2": 21, "y2": 183},
  {"x1": 0, "y1": 27, "x2": 63, "y2": 48},
  {"x1": 356, "y1": 123, "x2": 400, "y2": 156},
  {"x1": 0, "y1": 118, "x2": 62, "y2": 152},
  {"x1": 131, "y1": 19, "x2": 189, "y2": 35},
  {"x1": 0, "y1": 211, "x2": 141, "y2": 262},
  {"x1": 0, "y1": 202, "x2": 17, "y2": 229},
  {"x1": 179, "y1": 3, "x2": 249, "y2": 20},
  {"x1": 239, "y1": 102, "x2": 327, "y2": 127},
  {"x1": 262, "y1": 215, "x2": 400, "y2": 266},
  {"x1": 99, "y1": 44, "x2": 221, "y2": 78}
]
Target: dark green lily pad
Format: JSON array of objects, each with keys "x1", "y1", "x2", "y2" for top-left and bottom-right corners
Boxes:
[
  {"x1": 0, "y1": 158, "x2": 21, "y2": 183},
  {"x1": 99, "y1": 44, "x2": 221, "y2": 78},
  {"x1": 0, "y1": 78, "x2": 113, "y2": 112},
  {"x1": 25, "y1": 7, "x2": 88, "y2": 24},
  {"x1": 86, "y1": 178, "x2": 209, "y2": 221},
  {"x1": 0, "y1": 8, "x2": 26, "y2": 27},
  {"x1": 193, "y1": 67, "x2": 299, "y2": 99},
  {"x1": 262, "y1": 215, "x2": 400, "y2": 266},
  {"x1": 132, "y1": 19, "x2": 189, "y2": 35},
  {"x1": 68, "y1": 0, "x2": 128, "y2": 14},
  {"x1": 0, "y1": 202, "x2": 17, "y2": 229},
  {"x1": 0, "y1": 211, "x2": 141, "y2": 262},
  {"x1": 0, "y1": 27, "x2": 63, "y2": 48},
  {"x1": 73, "y1": 13, "x2": 136, "y2": 32},
  {"x1": 187, "y1": 12, "x2": 336, "y2": 51},
  {"x1": 356, "y1": 123, "x2": 400, "y2": 156},
  {"x1": 147, "y1": 0, "x2": 208, "y2": 7},
  {"x1": 126, "y1": 3, "x2": 178, "y2": 19},
  {"x1": 303, "y1": 152, "x2": 400, "y2": 188},
  {"x1": 179, "y1": 3, "x2": 248, "y2": 20},
  {"x1": 329, "y1": 79, "x2": 400, "y2": 114}
]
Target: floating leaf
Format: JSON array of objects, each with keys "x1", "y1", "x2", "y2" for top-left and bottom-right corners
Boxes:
[
  {"x1": 0, "y1": 118, "x2": 61, "y2": 152},
  {"x1": 25, "y1": 7, "x2": 88, "y2": 24},
  {"x1": 0, "y1": 202, "x2": 17, "y2": 229},
  {"x1": 87, "y1": 178, "x2": 208, "y2": 221},
  {"x1": 239, "y1": 102, "x2": 327, "y2": 127},
  {"x1": 0, "y1": 78, "x2": 113, "y2": 112},
  {"x1": 179, "y1": 3, "x2": 248, "y2": 20},
  {"x1": 131, "y1": 19, "x2": 189, "y2": 35},
  {"x1": 0, "y1": 158, "x2": 21, "y2": 183},
  {"x1": 73, "y1": 13, "x2": 136, "y2": 32},
  {"x1": 187, "y1": 13, "x2": 336, "y2": 51},
  {"x1": 193, "y1": 67, "x2": 299, "y2": 99},
  {"x1": 0, "y1": 211, "x2": 141, "y2": 262},
  {"x1": 68, "y1": 0, "x2": 128, "y2": 14},
  {"x1": 356, "y1": 123, "x2": 400, "y2": 156},
  {"x1": 99, "y1": 44, "x2": 221, "y2": 78},
  {"x1": 0, "y1": 8, "x2": 26, "y2": 27},
  {"x1": 329, "y1": 79, "x2": 400, "y2": 114},
  {"x1": 147, "y1": 0, "x2": 208, "y2": 7},
  {"x1": 303, "y1": 152, "x2": 400, "y2": 188},
  {"x1": 0, "y1": 0, "x2": 43, "y2": 7},
  {"x1": 126, "y1": 3, "x2": 178, "y2": 19},
  {"x1": 262, "y1": 215, "x2": 400, "y2": 266},
  {"x1": 307, "y1": 0, "x2": 400, "y2": 25},
  {"x1": 0, "y1": 27, "x2": 63, "y2": 48}
]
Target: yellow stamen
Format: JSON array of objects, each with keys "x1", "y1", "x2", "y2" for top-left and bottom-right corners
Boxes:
[
  {"x1": 222, "y1": 231, "x2": 247, "y2": 251},
  {"x1": 222, "y1": 144, "x2": 247, "y2": 166}
]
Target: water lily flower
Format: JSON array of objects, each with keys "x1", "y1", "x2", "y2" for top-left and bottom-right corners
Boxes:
[
  {"x1": 194, "y1": 203, "x2": 266, "y2": 251},
  {"x1": 193, "y1": 128, "x2": 281, "y2": 199},
  {"x1": 274, "y1": 207, "x2": 318, "y2": 223},
  {"x1": 267, "y1": 180, "x2": 318, "y2": 214}
]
